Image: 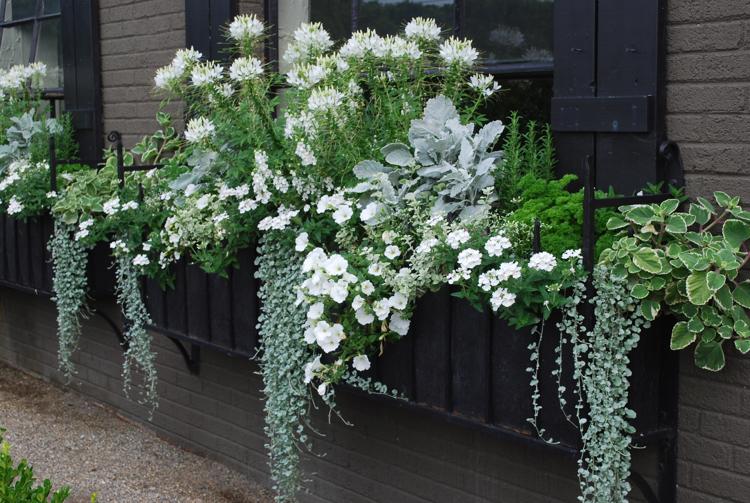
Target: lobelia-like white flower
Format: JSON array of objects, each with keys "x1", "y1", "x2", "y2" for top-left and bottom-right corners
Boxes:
[
  {"x1": 446, "y1": 229, "x2": 470, "y2": 249},
  {"x1": 485, "y1": 234, "x2": 512, "y2": 256},
  {"x1": 184, "y1": 117, "x2": 215, "y2": 143},
  {"x1": 133, "y1": 254, "x2": 150, "y2": 267},
  {"x1": 352, "y1": 355, "x2": 371, "y2": 371},
  {"x1": 229, "y1": 56, "x2": 263, "y2": 82},
  {"x1": 388, "y1": 292, "x2": 408, "y2": 311},
  {"x1": 355, "y1": 307, "x2": 375, "y2": 325},
  {"x1": 404, "y1": 17, "x2": 442, "y2": 42},
  {"x1": 384, "y1": 245, "x2": 401, "y2": 260},
  {"x1": 238, "y1": 198, "x2": 258, "y2": 214},
  {"x1": 562, "y1": 248, "x2": 582, "y2": 260},
  {"x1": 490, "y1": 287, "x2": 516, "y2": 310},
  {"x1": 295, "y1": 141, "x2": 317, "y2": 166},
  {"x1": 6, "y1": 196, "x2": 23, "y2": 215},
  {"x1": 121, "y1": 200, "x2": 138, "y2": 211},
  {"x1": 477, "y1": 262, "x2": 522, "y2": 292},
  {"x1": 373, "y1": 299, "x2": 391, "y2": 320},
  {"x1": 102, "y1": 197, "x2": 121, "y2": 215},
  {"x1": 190, "y1": 61, "x2": 223, "y2": 87},
  {"x1": 295, "y1": 232, "x2": 309, "y2": 252},
  {"x1": 79, "y1": 218, "x2": 94, "y2": 230},
  {"x1": 74, "y1": 229, "x2": 89, "y2": 241},
  {"x1": 228, "y1": 14, "x2": 264, "y2": 42},
  {"x1": 439, "y1": 37, "x2": 479, "y2": 67},
  {"x1": 469, "y1": 73, "x2": 502, "y2": 98},
  {"x1": 457, "y1": 248, "x2": 482, "y2": 270},
  {"x1": 415, "y1": 237, "x2": 438, "y2": 254},
  {"x1": 389, "y1": 312, "x2": 411, "y2": 336},
  {"x1": 324, "y1": 254, "x2": 348, "y2": 276},
  {"x1": 529, "y1": 251, "x2": 557, "y2": 272}
]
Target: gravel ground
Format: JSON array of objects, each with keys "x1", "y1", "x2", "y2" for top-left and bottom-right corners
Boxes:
[{"x1": 0, "y1": 362, "x2": 272, "y2": 503}]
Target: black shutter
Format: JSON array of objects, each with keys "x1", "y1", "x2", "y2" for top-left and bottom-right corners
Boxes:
[
  {"x1": 61, "y1": 0, "x2": 103, "y2": 161},
  {"x1": 552, "y1": 0, "x2": 673, "y2": 193},
  {"x1": 185, "y1": 0, "x2": 238, "y2": 63}
]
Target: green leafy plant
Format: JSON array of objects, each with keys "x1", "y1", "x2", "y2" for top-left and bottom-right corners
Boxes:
[
  {"x1": 0, "y1": 428, "x2": 70, "y2": 502},
  {"x1": 600, "y1": 191, "x2": 750, "y2": 371}
]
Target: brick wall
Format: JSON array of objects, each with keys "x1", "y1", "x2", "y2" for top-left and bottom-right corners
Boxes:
[{"x1": 667, "y1": 1, "x2": 750, "y2": 501}]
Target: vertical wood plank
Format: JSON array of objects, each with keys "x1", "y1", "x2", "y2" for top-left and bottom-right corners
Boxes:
[
  {"x1": 232, "y1": 247, "x2": 257, "y2": 354},
  {"x1": 377, "y1": 331, "x2": 414, "y2": 400},
  {"x1": 5, "y1": 215, "x2": 17, "y2": 284},
  {"x1": 28, "y1": 217, "x2": 45, "y2": 290},
  {"x1": 450, "y1": 298, "x2": 491, "y2": 421},
  {"x1": 144, "y1": 278, "x2": 166, "y2": 328},
  {"x1": 165, "y1": 260, "x2": 188, "y2": 334},
  {"x1": 490, "y1": 317, "x2": 534, "y2": 433},
  {"x1": 0, "y1": 213, "x2": 7, "y2": 280},
  {"x1": 412, "y1": 289, "x2": 451, "y2": 409},
  {"x1": 185, "y1": 263, "x2": 210, "y2": 342},
  {"x1": 41, "y1": 214, "x2": 54, "y2": 292},
  {"x1": 208, "y1": 272, "x2": 233, "y2": 349}
]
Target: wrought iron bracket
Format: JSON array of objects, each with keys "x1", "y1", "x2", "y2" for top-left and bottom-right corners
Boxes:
[
  {"x1": 167, "y1": 337, "x2": 201, "y2": 375},
  {"x1": 91, "y1": 308, "x2": 127, "y2": 349}
]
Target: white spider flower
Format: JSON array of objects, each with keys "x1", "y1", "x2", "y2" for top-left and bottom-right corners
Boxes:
[
  {"x1": 286, "y1": 62, "x2": 328, "y2": 89},
  {"x1": 439, "y1": 37, "x2": 479, "y2": 67},
  {"x1": 172, "y1": 47, "x2": 202, "y2": 73},
  {"x1": 352, "y1": 355, "x2": 371, "y2": 372},
  {"x1": 133, "y1": 254, "x2": 150, "y2": 267},
  {"x1": 190, "y1": 61, "x2": 223, "y2": 87},
  {"x1": 469, "y1": 73, "x2": 501, "y2": 98},
  {"x1": 229, "y1": 56, "x2": 263, "y2": 82},
  {"x1": 404, "y1": 17, "x2": 442, "y2": 42},
  {"x1": 228, "y1": 14, "x2": 264, "y2": 43},
  {"x1": 184, "y1": 117, "x2": 215, "y2": 143},
  {"x1": 529, "y1": 251, "x2": 557, "y2": 272},
  {"x1": 154, "y1": 63, "x2": 182, "y2": 91},
  {"x1": 307, "y1": 86, "x2": 345, "y2": 113},
  {"x1": 284, "y1": 22, "x2": 333, "y2": 64}
]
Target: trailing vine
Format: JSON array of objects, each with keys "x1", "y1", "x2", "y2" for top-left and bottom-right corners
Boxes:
[
  {"x1": 49, "y1": 217, "x2": 90, "y2": 380},
  {"x1": 255, "y1": 232, "x2": 311, "y2": 502},
  {"x1": 114, "y1": 250, "x2": 158, "y2": 416}
]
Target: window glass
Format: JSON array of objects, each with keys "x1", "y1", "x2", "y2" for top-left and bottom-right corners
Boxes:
[
  {"x1": 465, "y1": 0, "x2": 553, "y2": 65},
  {"x1": 310, "y1": 0, "x2": 352, "y2": 41},
  {"x1": 42, "y1": 0, "x2": 60, "y2": 15},
  {"x1": 0, "y1": 23, "x2": 33, "y2": 67},
  {"x1": 3, "y1": 0, "x2": 37, "y2": 21},
  {"x1": 36, "y1": 17, "x2": 61, "y2": 87},
  {"x1": 358, "y1": 0, "x2": 454, "y2": 36},
  {"x1": 482, "y1": 78, "x2": 552, "y2": 124}
]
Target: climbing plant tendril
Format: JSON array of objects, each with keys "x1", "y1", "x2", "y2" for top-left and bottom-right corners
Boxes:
[
  {"x1": 49, "y1": 217, "x2": 90, "y2": 380},
  {"x1": 114, "y1": 252, "x2": 158, "y2": 417},
  {"x1": 256, "y1": 232, "x2": 312, "y2": 502}
]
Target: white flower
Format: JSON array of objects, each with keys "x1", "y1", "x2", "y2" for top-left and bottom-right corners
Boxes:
[
  {"x1": 196, "y1": 194, "x2": 212, "y2": 210},
  {"x1": 373, "y1": 299, "x2": 391, "y2": 320},
  {"x1": 142, "y1": 243, "x2": 152, "y2": 251},
  {"x1": 324, "y1": 254, "x2": 348, "y2": 276},
  {"x1": 307, "y1": 302, "x2": 324, "y2": 320},
  {"x1": 79, "y1": 218, "x2": 94, "y2": 229},
  {"x1": 404, "y1": 17, "x2": 442, "y2": 42},
  {"x1": 457, "y1": 248, "x2": 482, "y2": 270},
  {"x1": 354, "y1": 306, "x2": 375, "y2": 325},
  {"x1": 303, "y1": 247, "x2": 327, "y2": 273},
  {"x1": 478, "y1": 262, "x2": 522, "y2": 292},
  {"x1": 439, "y1": 37, "x2": 479, "y2": 67},
  {"x1": 562, "y1": 249, "x2": 582, "y2": 260},
  {"x1": 295, "y1": 141, "x2": 316, "y2": 166},
  {"x1": 381, "y1": 231, "x2": 396, "y2": 244},
  {"x1": 352, "y1": 355, "x2": 371, "y2": 372},
  {"x1": 213, "y1": 212, "x2": 228, "y2": 224},
  {"x1": 469, "y1": 73, "x2": 501, "y2": 98},
  {"x1": 184, "y1": 117, "x2": 215, "y2": 143},
  {"x1": 529, "y1": 252, "x2": 557, "y2": 272},
  {"x1": 121, "y1": 200, "x2": 138, "y2": 210},
  {"x1": 284, "y1": 22, "x2": 333, "y2": 64},
  {"x1": 228, "y1": 14, "x2": 264, "y2": 42},
  {"x1": 304, "y1": 355, "x2": 323, "y2": 383},
  {"x1": 485, "y1": 234, "x2": 512, "y2": 256},
  {"x1": 46, "y1": 191, "x2": 57, "y2": 199},
  {"x1": 102, "y1": 197, "x2": 121, "y2": 215},
  {"x1": 388, "y1": 292, "x2": 408, "y2": 311},
  {"x1": 190, "y1": 61, "x2": 222, "y2": 87},
  {"x1": 351, "y1": 295, "x2": 365, "y2": 311},
  {"x1": 229, "y1": 56, "x2": 263, "y2": 81},
  {"x1": 446, "y1": 229, "x2": 470, "y2": 249},
  {"x1": 317, "y1": 382, "x2": 328, "y2": 396},
  {"x1": 133, "y1": 254, "x2": 150, "y2": 267},
  {"x1": 329, "y1": 281, "x2": 349, "y2": 303},
  {"x1": 360, "y1": 280, "x2": 375, "y2": 296},
  {"x1": 415, "y1": 237, "x2": 438, "y2": 254},
  {"x1": 360, "y1": 202, "x2": 379, "y2": 222},
  {"x1": 307, "y1": 86, "x2": 345, "y2": 113},
  {"x1": 154, "y1": 63, "x2": 182, "y2": 90},
  {"x1": 389, "y1": 312, "x2": 411, "y2": 336},
  {"x1": 490, "y1": 287, "x2": 516, "y2": 310},
  {"x1": 295, "y1": 232, "x2": 309, "y2": 252},
  {"x1": 184, "y1": 184, "x2": 198, "y2": 197},
  {"x1": 368, "y1": 262, "x2": 383, "y2": 277},
  {"x1": 74, "y1": 229, "x2": 89, "y2": 241},
  {"x1": 6, "y1": 196, "x2": 23, "y2": 215},
  {"x1": 171, "y1": 48, "x2": 202, "y2": 74},
  {"x1": 332, "y1": 204, "x2": 353, "y2": 224},
  {"x1": 384, "y1": 245, "x2": 401, "y2": 260},
  {"x1": 238, "y1": 198, "x2": 257, "y2": 214},
  {"x1": 313, "y1": 321, "x2": 345, "y2": 353}
]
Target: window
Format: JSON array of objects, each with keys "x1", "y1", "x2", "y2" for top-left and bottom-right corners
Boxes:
[
  {"x1": 308, "y1": 0, "x2": 553, "y2": 122},
  {"x1": 0, "y1": 0, "x2": 63, "y2": 90}
]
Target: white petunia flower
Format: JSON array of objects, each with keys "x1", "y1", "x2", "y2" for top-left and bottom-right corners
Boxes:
[
  {"x1": 324, "y1": 254, "x2": 348, "y2": 276},
  {"x1": 317, "y1": 382, "x2": 328, "y2": 396},
  {"x1": 195, "y1": 194, "x2": 212, "y2": 210},
  {"x1": 373, "y1": 299, "x2": 391, "y2": 320},
  {"x1": 304, "y1": 355, "x2": 323, "y2": 384},
  {"x1": 332, "y1": 204, "x2": 353, "y2": 224},
  {"x1": 295, "y1": 232, "x2": 309, "y2": 252},
  {"x1": 415, "y1": 237, "x2": 438, "y2": 254},
  {"x1": 381, "y1": 230, "x2": 396, "y2": 244},
  {"x1": 389, "y1": 312, "x2": 411, "y2": 336},
  {"x1": 388, "y1": 292, "x2": 408, "y2": 311},
  {"x1": 384, "y1": 245, "x2": 401, "y2": 260},
  {"x1": 184, "y1": 117, "x2": 215, "y2": 143},
  {"x1": 307, "y1": 302, "x2": 324, "y2": 320},
  {"x1": 351, "y1": 295, "x2": 365, "y2": 311},
  {"x1": 368, "y1": 262, "x2": 383, "y2": 277},
  {"x1": 355, "y1": 307, "x2": 375, "y2": 325},
  {"x1": 329, "y1": 280, "x2": 349, "y2": 303},
  {"x1": 352, "y1": 355, "x2": 371, "y2": 372},
  {"x1": 360, "y1": 202, "x2": 378, "y2": 222},
  {"x1": 529, "y1": 251, "x2": 557, "y2": 272},
  {"x1": 485, "y1": 234, "x2": 512, "y2": 256},
  {"x1": 313, "y1": 320, "x2": 345, "y2": 353}
]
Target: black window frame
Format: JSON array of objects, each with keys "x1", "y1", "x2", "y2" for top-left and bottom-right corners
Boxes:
[{"x1": 0, "y1": 0, "x2": 63, "y2": 95}]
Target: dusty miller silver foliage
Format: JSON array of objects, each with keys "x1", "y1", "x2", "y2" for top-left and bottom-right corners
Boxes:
[
  {"x1": 114, "y1": 252, "x2": 158, "y2": 417},
  {"x1": 49, "y1": 217, "x2": 90, "y2": 380}
]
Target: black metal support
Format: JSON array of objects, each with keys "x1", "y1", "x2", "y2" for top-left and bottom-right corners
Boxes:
[
  {"x1": 92, "y1": 308, "x2": 127, "y2": 349},
  {"x1": 168, "y1": 337, "x2": 201, "y2": 375}
]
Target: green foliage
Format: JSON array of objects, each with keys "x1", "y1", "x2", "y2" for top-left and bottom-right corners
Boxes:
[
  {"x1": 0, "y1": 428, "x2": 70, "y2": 502},
  {"x1": 599, "y1": 191, "x2": 750, "y2": 371},
  {"x1": 508, "y1": 174, "x2": 617, "y2": 258}
]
